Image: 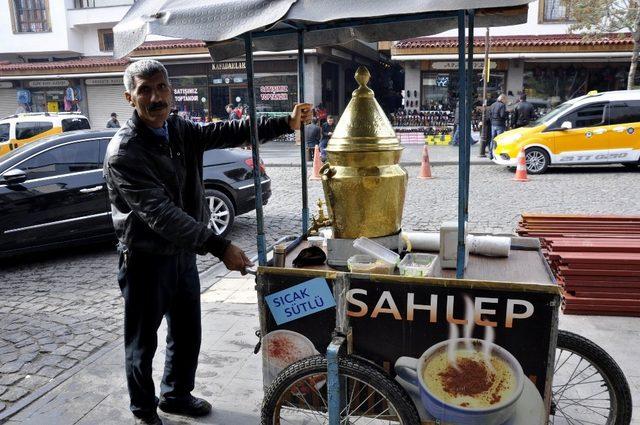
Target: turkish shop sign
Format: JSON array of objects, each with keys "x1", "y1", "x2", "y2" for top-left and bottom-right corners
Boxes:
[
  {"x1": 430, "y1": 61, "x2": 498, "y2": 71},
  {"x1": 173, "y1": 88, "x2": 199, "y2": 102},
  {"x1": 260, "y1": 85, "x2": 288, "y2": 101},
  {"x1": 211, "y1": 61, "x2": 246, "y2": 71}
]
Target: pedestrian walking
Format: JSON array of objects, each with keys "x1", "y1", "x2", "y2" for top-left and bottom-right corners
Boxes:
[
  {"x1": 103, "y1": 59, "x2": 311, "y2": 425},
  {"x1": 106, "y1": 112, "x2": 121, "y2": 128},
  {"x1": 304, "y1": 117, "x2": 322, "y2": 160},
  {"x1": 320, "y1": 115, "x2": 336, "y2": 162},
  {"x1": 488, "y1": 94, "x2": 508, "y2": 159},
  {"x1": 450, "y1": 101, "x2": 460, "y2": 146},
  {"x1": 513, "y1": 93, "x2": 535, "y2": 128}
]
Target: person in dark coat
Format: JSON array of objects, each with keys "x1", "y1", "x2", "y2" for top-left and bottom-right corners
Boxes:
[
  {"x1": 106, "y1": 112, "x2": 121, "y2": 128},
  {"x1": 320, "y1": 115, "x2": 336, "y2": 162},
  {"x1": 304, "y1": 117, "x2": 322, "y2": 160},
  {"x1": 513, "y1": 93, "x2": 535, "y2": 128},
  {"x1": 488, "y1": 94, "x2": 507, "y2": 160},
  {"x1": 104, "y1": 59, "x2": 311, "y2": 425}
]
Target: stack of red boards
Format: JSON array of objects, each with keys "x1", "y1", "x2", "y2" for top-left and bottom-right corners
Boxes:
[{"x1": 518, "y1": 214, "x2": 640, "y2": 317}]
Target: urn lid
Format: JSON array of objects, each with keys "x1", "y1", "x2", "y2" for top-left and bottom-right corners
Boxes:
[{"x1": 327, "y1": 66, "x2": 400, "y2": 152}]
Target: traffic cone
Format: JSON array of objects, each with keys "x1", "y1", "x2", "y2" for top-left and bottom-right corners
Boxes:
[
  {"x1": 418, "y1": 145, "x2": 433, "y2": 179},
  {"x1": 310, "y1": 145, "x2": 322, "y2": 180},
  {"x1": 513, "y1": 148, "x2": 529, "y2": 182}
]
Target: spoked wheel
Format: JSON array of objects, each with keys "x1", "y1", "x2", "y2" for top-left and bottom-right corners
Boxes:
[
  {"x1": 205, "y1": 189, "x2": 234, "y2": 237},
  {"x1": 551, "y1": 330, "x2": 632, "y2": 425},
  {"x1": 261, "y1": 355, "x2": 420, "y2": 425}
]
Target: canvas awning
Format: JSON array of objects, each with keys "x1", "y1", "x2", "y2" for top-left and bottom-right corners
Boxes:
[{"x1": 114, "y1": 0, "x2": 533, "y2": 60}]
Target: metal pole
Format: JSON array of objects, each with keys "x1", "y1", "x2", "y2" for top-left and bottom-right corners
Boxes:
[
  {"x1": 456, "y1": 10, "x2": 467, "y2": 279},
  {"x1": 327, "y1": 335, "x2": 345, "y2": 425},
  {"x1": 297, "y1": 30, "x2": 309, "y2": 235},
  {"x1": 244, "y1": 33, "x2": 267, "y2": 266},
  {"x1": 480, "y1": 27, "x2": 490, "y2": 156},
  {"x1": 465, "y1": 10, "x2": 474, "y2": 224}
]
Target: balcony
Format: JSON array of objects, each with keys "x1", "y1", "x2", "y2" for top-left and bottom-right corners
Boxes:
[
  {"x1": 73, "y1": 0, "x2": 136, "y2": 8},
  {"x1": 67, "y1": 1, "x2": 133, "y2": 27}
]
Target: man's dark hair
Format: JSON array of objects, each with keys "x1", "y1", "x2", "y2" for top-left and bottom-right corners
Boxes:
[
  {"x1": 327, "y1": 115, "x2": 334, "y2": 120},
  {"x1": 311, "y1": 117, "x2": 318, "y2": 124},
  {"x1": 111, "y1": 112, "x2": 117, "y2": 118},
  {"x1": 226, "y1": 104, "x2": 234, "y2": 109}
]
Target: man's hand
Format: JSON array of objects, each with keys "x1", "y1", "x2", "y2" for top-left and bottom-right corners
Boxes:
[
  {"x1": 288, "y1": 103, "x2": 313, "y2": 130},
  {"x1": 222, "y1": 243, "x2": 254, "y2": 275}
]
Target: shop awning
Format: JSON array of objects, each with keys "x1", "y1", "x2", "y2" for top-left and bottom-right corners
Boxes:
[{"x1": 113, "y1": 0, "x2": 534, "y2": 60}]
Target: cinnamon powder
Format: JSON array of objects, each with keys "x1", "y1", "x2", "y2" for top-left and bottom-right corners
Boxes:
[{"x1": 439, "y1": 358, "x2": 494, "y2": 396}]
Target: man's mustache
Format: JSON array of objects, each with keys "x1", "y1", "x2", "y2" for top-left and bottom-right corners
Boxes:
[{"x1": 147, "y1": 102, "x2": 168, "y2": 112}]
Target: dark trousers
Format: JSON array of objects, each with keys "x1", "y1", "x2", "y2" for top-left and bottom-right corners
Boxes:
[{"x1": 117, "y1": 246, "x2": 201, "y2": 417}]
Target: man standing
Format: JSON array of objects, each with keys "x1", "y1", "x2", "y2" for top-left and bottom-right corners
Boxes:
[
  {"x1": 304, "y1": 117, "x2": 322, "y2": 161},
  {"x1": 103, "y1": 59, "x2": 311, "y2": 425},
  {"x1": 225, "y1": 104, "x2": 236, "y2": 120},
  {"x1": 512, "y1": 93, "x2": 535, "y2": 128},
  {"x1": 488, "y1": 94, "x2": 507, "y2": 160},
  {"x1": 106, "y1": 112, "x2": 121, "y2": 128},
  {"x1": 320, "y1": 115, "x2": 335, "y2": 162}
]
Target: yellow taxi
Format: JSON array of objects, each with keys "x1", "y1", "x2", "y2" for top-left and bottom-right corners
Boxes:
[
  {"x1": 492, "y1": 90, "x2": 640, "y2": 174},
  {"x1": 0, "y1": 112, "x2": 90, "y2": 157}
]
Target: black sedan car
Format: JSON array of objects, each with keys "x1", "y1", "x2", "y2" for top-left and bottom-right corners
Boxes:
[{"x1": 0, "y1": 129, "x2": 271, "y2": 258}]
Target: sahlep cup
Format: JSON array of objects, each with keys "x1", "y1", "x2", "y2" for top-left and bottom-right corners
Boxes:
[{"x1": 394, "y1": 338, "x2": 525, "y2": 425}]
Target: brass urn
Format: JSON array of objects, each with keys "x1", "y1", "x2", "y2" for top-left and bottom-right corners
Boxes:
[{"x1": 320, "y1": 66, "x2": 408, "y2": 239}]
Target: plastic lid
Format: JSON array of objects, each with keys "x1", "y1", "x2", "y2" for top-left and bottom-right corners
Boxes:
[{"x1": 353, "y1": 237, "x2": 400, "y2": 265}]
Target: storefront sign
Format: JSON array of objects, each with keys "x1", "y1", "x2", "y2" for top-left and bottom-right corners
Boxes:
[
  {"x1": 0, "y1": 82, "x2": 13, "y2": 89},
  {"x1": 265, "y1": 278, "x2": 336, "y2": 325},
  {"x1": 85, "y1": 78, "x2": 123, "y2": 86},
  {"x1": 260, "y1": 85, "x2": 289, "y2": 101},
  {"x1": 430, "y1": 61, "x2": 498, "y2": 71},
  {"x1": 212, "y1": 61, "x2": 246, "y2": 71},
  {"x1": 28, "y1": 80, "x2": 69, "y2": 88},
  {"x1": 173, "y1": 87, "x2": 199, "y2": 102}
]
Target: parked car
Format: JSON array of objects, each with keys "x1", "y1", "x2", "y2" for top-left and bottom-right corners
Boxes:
[
  {"x1": 0, "y1": 112, "x2": 91, "y2": 157},
  {"x1": 493, "y1": 90, "x2": 640, "y2": 174},
  {"x1": 0, "y1": 129, "x2": 271, "y2": 258}
]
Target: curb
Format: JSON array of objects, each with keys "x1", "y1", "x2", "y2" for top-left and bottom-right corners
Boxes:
[{"x1": 0, "y1": 260, "x2": 235, "y2": 423}]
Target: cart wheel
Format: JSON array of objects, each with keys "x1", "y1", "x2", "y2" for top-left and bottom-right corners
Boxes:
[
  {"x1": 551, "y1": 330, "x2": 632, "y2": 425},
  {"x1": 261, "y1": 355, "x2": 420, "y2": 425}
]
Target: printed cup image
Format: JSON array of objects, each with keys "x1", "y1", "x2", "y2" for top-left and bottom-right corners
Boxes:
[
  {"x1": 394, "y1": 338, "x2": 525, "y2": 425},
  {"x1": 263, "y1": 330, "x2": 319, "y2": 384}
]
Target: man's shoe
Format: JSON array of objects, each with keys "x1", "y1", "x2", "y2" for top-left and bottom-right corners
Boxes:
[
  {"x1": 134, "y1": 411, "x2": 163, "y2": 425},
  {"x1": 159, "y1": 395, "x2": 212, "y2": 417}
]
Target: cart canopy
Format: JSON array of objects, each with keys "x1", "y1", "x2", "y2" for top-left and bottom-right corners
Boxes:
[{"x1": 114, "y1": 0, "x2": 533, "y2": 59}]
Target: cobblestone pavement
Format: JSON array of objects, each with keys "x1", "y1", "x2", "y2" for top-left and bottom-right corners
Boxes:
[{"x1": 0, "y1": 162, "x2": 638, "y2": 414}]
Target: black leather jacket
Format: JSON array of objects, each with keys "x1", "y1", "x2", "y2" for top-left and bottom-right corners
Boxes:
[
  {"x1": 513, "y1": 101, "x2": 535, "y2": 127},
  {"x1": 103, "y1": 110, "x2": 292, "y2": 257}
]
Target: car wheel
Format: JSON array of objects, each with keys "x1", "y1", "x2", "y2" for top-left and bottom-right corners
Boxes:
[
  {"x1": 525, "y1": 147, "x2": 550, "y2": 174},
  {"x1": 205, "y1": 189, "x2": 235, "y2": 238}
]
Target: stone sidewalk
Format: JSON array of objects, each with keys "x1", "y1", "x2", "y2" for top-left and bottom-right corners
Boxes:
[{"x1": 4, "y1": 267, "x2": 639, "y2": 425}]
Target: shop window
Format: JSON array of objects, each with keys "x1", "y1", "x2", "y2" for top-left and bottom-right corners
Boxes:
[
  {"x1": 98, "y1": 29, "x2": 114, "y2": 52},
  {"x1": 559, "y1": 103, "x2": 606, "y2": 129},
  {"x1": 15, "y1": 122, "x2": 53, "y2": 140},
  {"x1": 539, "y1": 0, "x2": 573, "y2": 22},
  {"x1": 607, "y1": 102, "x2": 640, "y2": 125},
  {"x1": 11, "y1": 0, "x2": 50, "y2": 33}
]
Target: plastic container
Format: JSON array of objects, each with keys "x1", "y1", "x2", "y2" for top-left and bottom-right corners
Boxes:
[
  {"x1": 307, "y1": 236, "x2": 325, "y2": 247},
  {"x1": 398, "y1": 253, "x2": 438, "y2": 277},
  {"x1": 353, "y1": 237, "x2": 400, "y2": 265},
  {"x1": 347, "y1": 254, "x2": 395, "y2": 275}
]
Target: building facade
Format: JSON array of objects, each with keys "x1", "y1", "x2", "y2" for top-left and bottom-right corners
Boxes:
[
  {"x1": 0, "y1": 0, "x2": 379, "y2": 127},
  {"x1": 388, "y1": 0, "x2": 635, "y2": 111}
]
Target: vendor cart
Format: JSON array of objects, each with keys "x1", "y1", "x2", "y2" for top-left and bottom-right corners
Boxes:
[{"x1": 114, "y1": 2, "x2": 632, "y2": 424}]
